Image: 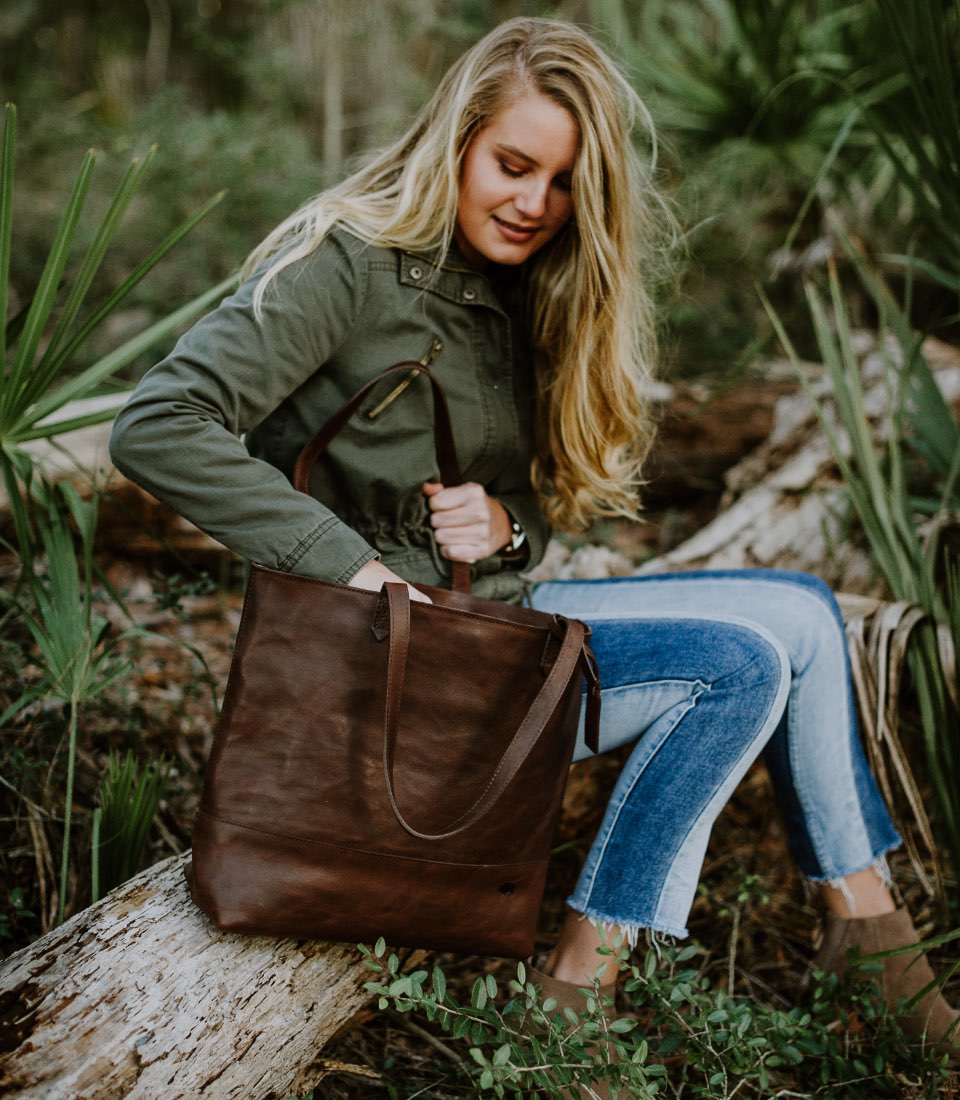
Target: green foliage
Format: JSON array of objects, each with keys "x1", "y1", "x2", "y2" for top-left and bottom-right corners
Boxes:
[
  {"x1": 863, "y1": 0, "x2": 960, "y2": 288},
  {"x1": 0, "y1": 102, "x2": 233, "y2": 570},
  {"x1": 362, "y1": 935, "x2": 956, "y2": 1097},
  {"x1": 91, "y1": 750, "x2": 169, "y2": 902},
  {"x1": 595, "y1": 0, "x2": 877, "y2": 163},
  {"x1": 0, "y1": 483, "x2": 141, "y2": 924},
  {"x1": 0, "y1": 888, "x2": 35, "y2": 942},
  {"x1": 360, "y1": 938, "x2": 653, "y2": 1098},
  {"x1": 763, "y1": 253, "x2": 960, "y2": 876}
]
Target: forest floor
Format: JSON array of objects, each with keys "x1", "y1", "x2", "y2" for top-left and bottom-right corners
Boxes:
[{"x1": 1, "y1": 375, "x2": 957, "y2": 1096}]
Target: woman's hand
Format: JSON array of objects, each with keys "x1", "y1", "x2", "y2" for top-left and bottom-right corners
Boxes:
[
  {"x1": 423, "y1": 481, "x2": 512, "y2": 563},
  {"x1": 348, "y1": 560, "x2": 433, "y2": 604}
]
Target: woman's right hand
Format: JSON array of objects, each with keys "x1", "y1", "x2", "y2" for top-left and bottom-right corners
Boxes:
[{"x1": 348, "y1": 559, "x2": 433, "y2": 604}]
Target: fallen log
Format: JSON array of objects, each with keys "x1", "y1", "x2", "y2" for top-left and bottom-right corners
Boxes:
[{"x1": 0, "y1": 854, "x2": 377, "y2": 1100}]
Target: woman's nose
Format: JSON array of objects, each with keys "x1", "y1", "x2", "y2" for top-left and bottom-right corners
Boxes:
[{"x1": 514, "y1": 178, "x2": 548, "y2": 219}]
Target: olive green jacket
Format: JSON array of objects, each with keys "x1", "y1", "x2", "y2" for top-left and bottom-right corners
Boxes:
[{"x1": 109, "y1": 226, "x2": 550, "y2": 603}]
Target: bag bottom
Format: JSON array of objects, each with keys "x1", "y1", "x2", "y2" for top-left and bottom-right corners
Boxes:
[{"x1": 187, "y1": 811, "x2": 547, "y2": 957}]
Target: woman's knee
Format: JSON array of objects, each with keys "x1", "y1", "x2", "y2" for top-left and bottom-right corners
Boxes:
[
  {"x1": 716, "y1": 620, "x2": 790, "y2": 712},
  {"x1": 762, "y1": 572, "x2": 847, "y2": 672}
]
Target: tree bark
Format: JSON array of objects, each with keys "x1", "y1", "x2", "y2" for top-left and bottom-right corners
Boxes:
[{"x1": 0, "y1": 854, "x2": 376, "y2": 1100}]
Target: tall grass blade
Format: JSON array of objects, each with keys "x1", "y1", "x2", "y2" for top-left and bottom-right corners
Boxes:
[
  {"x1": 22, "y1": 274, "x2": 236, "y2": 433},
  {"x1": 19, "y1": 189, "x2": 227, "y2": 417},
  {"x1": 21, "y1": 272, "x2": 235, "y2": 431},
  {"x1": 95, "y1": 751, "x2": 169, "y2": 896}
]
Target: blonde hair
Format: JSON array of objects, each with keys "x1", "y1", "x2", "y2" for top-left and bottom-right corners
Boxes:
[{"x1": 244, "y1": 18, "x2": 672, "y2": 530}]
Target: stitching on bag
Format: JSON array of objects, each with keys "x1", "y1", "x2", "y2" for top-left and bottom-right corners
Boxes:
[{"x1": 195, "y1": 810, "x2": 543, "y2": 869}]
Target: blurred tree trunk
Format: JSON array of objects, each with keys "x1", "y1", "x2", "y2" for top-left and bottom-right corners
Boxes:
[
  {"x1": 322, "y1": 0, "x2": 345, "y2": 184},
  {"x1": 55, "y1": 1, "x2": 97, "y2": 93},
  {"x1": 144, "y1": 0, "x2": 171, "y2": 96}
]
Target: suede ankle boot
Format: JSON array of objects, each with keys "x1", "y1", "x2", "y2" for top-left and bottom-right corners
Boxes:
[
  {"x1": 526, "y1": 958, "x2": 621, "y2": 1099},
  {"x1": 813, "y1": 909, "x2": 959, "y2": 1060}
]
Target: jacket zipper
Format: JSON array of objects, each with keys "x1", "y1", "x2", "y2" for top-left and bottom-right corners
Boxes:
[{"x1": 365, "y1": 337, "x2": 443, "y2": 420}]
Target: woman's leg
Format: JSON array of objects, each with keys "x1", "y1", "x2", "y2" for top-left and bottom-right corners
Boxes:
[
  {"x1": 529, "y1": 586, "x2": 793, "y2": 961},
  {"x1": 531, "y1": 570, "x2": 900, "y2": 982}
]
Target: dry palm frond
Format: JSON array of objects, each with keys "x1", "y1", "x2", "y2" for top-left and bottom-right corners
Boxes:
[
  {"x1": 838, "y1": 593, "x2": 953, "y2": 900},
  {"x1": 26, "y1": 803, "x2": 56, "y2": 934}
]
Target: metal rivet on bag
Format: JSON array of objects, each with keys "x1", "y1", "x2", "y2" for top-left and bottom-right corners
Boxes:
[
  {"x1": 409, "y1": 265, "x2": 423, "y2": 280},
  {"x1": 498, "y1": 882, "x2": 515, "y2": 895},
  {"x1": 463, "y1": 287, "x2": 477, "y2": 301}
]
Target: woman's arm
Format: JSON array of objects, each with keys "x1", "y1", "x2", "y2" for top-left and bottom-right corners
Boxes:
[{"x1": 109, "y1": 232, "x2": 379, "y2": 585}]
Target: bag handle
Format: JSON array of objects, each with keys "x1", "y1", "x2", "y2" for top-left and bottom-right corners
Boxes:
[
  {"x1": 375, "y1": 582, "x2": 600, "y2": 841},
  {"x1": 293, "y1": 361, "x2": 471, "y2": 592}
]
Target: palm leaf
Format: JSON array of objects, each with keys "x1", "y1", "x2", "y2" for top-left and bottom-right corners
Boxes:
[
  {"x1": 4, "y1": 151, "x2": 95, "y2": 417},
  {"x1": 839, "y1": 595, "x2": 942, "y2": 897}
]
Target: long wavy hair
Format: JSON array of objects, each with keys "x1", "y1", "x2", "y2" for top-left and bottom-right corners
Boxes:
[{"x1": 244, "y1": 18, "x2": 673, "y2": 530}]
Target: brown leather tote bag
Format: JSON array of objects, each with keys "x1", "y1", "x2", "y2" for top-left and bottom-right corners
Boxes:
[{"x1": 186, "y1": 363, "x2": 600, "y2": 957}]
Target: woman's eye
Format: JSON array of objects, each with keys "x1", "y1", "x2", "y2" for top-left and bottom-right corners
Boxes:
[
  {"x1": 498, "y1": 161, "x2": 525, "y2": 179},
  {"x1": 553, "y1": 177, "x2": 572, "y2": 193}
]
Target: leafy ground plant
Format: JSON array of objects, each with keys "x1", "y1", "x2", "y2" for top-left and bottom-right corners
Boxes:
[
  {"x1": 358, "y1": 936, "x2": 956, "y2": 1099},
  {"x1": 0, "y1": 484, "x2": 139, "y2": 924}
]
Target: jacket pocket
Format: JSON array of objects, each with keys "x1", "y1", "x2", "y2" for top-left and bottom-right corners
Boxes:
[{"x1": 364, "y1": 336, "x2": 443, "y2": 420}]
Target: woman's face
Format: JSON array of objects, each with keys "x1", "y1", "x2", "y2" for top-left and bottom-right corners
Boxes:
[{"x1": 455, "y1": 91, "x2": 578, "y2": 269}]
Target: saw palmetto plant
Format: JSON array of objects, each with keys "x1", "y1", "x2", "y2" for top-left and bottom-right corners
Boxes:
[{"x1": 0, "y1": 102, "x2": 233, "y2": 571}]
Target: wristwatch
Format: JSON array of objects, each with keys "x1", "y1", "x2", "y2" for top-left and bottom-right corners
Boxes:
[{"x1": 498, "y1": 513, "x2": 527, "y2": 560}]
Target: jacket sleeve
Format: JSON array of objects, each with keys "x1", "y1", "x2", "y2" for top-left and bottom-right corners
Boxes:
[{"x1": 109, "y1": 231, "x2": 379, "y2": 584}]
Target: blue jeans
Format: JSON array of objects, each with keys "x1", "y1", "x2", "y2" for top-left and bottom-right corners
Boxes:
[{"x1": 529, "y1": 569, "x2": 901, "y2": 940}]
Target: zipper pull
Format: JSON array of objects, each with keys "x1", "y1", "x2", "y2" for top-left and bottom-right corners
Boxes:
[{"x1": 366, "y1": 338, "x2": 443, "y2": 420}]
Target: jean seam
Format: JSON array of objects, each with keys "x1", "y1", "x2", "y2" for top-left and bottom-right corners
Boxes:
[
  {"x1": 575, "y1": 684, "x2": 707, "y2": 915},
  {"x1": 559, "y1": 580, "x2": 858, "y2": 879}
]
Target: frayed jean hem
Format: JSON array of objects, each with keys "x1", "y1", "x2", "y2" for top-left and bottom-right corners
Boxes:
[
  {"x1": 800, "y1": 850, "x2": 898, "y2": 908},
  {"x1": 565, "y1": 898, "x2": 690, "y2": 948}
]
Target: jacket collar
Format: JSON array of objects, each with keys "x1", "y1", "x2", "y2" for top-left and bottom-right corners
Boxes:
[{"x1": 400, "y1": 241, "x2": 521, "y2": 316}]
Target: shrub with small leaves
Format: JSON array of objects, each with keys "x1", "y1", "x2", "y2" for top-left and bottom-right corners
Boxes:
[{"x1": 360, "y1": 934, "x2": 956, "y2": 1099}]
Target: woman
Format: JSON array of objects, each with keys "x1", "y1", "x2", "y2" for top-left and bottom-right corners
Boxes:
[{"x1": 109, "y1": 16, "x2": 957, "y2": 1074}]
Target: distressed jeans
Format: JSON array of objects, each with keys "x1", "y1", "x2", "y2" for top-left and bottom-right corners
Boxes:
[{"x1": 529, "y1": 570, "x2": 901, "y2": 940}]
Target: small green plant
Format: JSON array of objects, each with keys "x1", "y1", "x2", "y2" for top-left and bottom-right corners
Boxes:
[
  {"x1": 361, "y1": 937, "x2": 647, "y2": 1098},
  {"x1": 0, "y1": 888, "x2": 35, "y2": 941},
  {"x1": 363, "y1": 936, "x2": 957, "y2": 1097},
  {"x1": 0, "y1": 483, "x2": 141, "y2": 925},
  {"x1": 91, "y1": 750, "x2": 170, "y2": 902}
]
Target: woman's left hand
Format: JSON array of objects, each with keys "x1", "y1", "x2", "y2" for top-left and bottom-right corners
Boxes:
[{"x1": 423, "y1": 481, "x2": 512, "y2": 563}]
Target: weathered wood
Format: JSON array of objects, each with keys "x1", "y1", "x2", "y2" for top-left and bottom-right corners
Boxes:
[
  {"x1": 633, "y1": 338, "x2": 960, "y2": 587},
  {"x1": 529, "y1": 337, "x2": 960, "y2": 591},
  {"x1": 0, "y1": 854, "x2": 375, "y2": 1100}
]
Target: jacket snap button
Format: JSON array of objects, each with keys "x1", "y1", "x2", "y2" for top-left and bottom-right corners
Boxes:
[
  {"x1": 463, "y1": 287, "x2": 477, "y2": 301},
  {"x1": 409, "y1": 265, "x2": 423, "y2": 280}
]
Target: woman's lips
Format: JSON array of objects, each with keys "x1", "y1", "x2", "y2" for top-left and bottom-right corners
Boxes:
[{"x1": 493, "y1": 215, "x2": 540, "y2": 241}]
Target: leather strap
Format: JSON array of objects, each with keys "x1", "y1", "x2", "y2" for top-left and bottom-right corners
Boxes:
[
  {"x1": 375, "y1": 582, "x2": 597, "y2": 840},
  {"x1": 293, "y1": 362, "x2": 471, "y2": 593}
]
